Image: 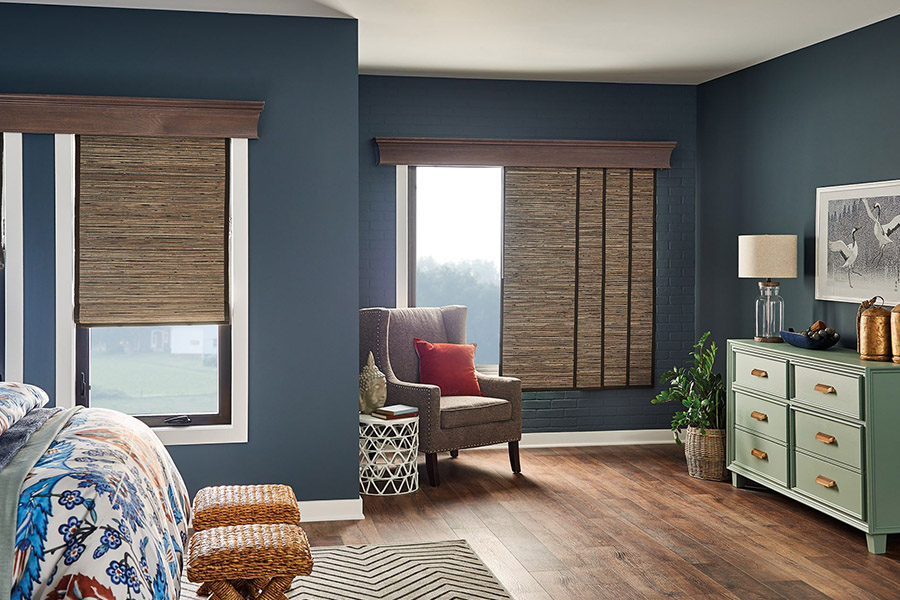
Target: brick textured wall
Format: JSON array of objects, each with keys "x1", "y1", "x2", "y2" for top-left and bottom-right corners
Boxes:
[{"x1": 360, "y1": 75, "x2": 697, "y2": 432}]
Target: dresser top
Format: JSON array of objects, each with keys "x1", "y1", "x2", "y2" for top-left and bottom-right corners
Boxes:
[{"x1": 728, "y1": 339, "x2": 900, "y2": 372}]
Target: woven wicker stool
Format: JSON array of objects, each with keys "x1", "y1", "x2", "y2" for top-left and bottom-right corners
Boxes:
[
  {"x1": 193, "y1": 485, "x2": 302, "y2": 597},
  {"x1": 187, "y1": 523, "x2": 313, "y2": 600},
  {"x1": 193, "y1": 484, "x2": 301, "y2": 531}
]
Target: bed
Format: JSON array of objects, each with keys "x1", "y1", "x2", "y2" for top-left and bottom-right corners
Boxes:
[{"x1": 0, "y1": 383, "x2": 191, "y2": 600}]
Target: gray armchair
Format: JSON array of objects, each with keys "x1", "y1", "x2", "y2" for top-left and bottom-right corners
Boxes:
[{"x1": 359, "y1": 305, "x2": 522, "y2": 486}]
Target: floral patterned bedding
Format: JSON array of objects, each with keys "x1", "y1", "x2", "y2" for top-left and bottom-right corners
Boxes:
[
  {"x1": 9, "y1": 408, "x2": 190, "y2": 600},
  {"x1": 0, "y1": 384, "x2": 49, "y2": 437}
]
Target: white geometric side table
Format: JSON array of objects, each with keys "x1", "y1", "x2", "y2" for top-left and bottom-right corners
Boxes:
[{"x1": 358, "y1": 413, "x2": 419, "y2": 495}]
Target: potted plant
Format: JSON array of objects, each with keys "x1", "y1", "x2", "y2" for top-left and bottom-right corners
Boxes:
[{"x1": 651, "y1": 331, "x2": 727, "y2": 481}]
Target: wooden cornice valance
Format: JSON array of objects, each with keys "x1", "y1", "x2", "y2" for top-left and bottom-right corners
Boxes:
[
  {"x1": 375, "y1": 137, "x2": 676, "y2": 169},
  {"x1": 0, "y1": 93, "x2": 264, "y2": 138}
]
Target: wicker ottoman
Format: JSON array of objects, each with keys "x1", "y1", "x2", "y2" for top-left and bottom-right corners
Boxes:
[
  {"x1": 193, "y1": 484, "x2": 301, "y2": 531},
  {"x1": 187, "y1": 523, "x2": 313, "y2": 600}
]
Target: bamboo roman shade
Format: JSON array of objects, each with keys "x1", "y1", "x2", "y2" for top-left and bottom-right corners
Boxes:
[
  {"x1": 76, "y1": 136, "x2": 229, "y2": 326},
  {"x1": 501, "y1": 167, "x2": 656, "y2": 390}
]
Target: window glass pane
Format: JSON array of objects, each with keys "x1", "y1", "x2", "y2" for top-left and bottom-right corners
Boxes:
[
  {"x1": 416, "y1": 167, "x2": 502, "y2": 366},
  {"x1": 89, "y1": 325, "x2": 218, "y2": 416}
]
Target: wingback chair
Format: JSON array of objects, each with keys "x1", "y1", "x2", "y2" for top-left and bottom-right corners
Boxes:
[{"x1": 359, "y1": 305, "x2": 522, "y2": 486}]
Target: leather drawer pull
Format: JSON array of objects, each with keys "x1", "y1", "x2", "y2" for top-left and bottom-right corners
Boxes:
[
  {"x1": 751, "y1": 448, "x2": 768, "y2": 460},
  {"x1": 815, "y1": 475, "x2": 837, "y2": 488},
  {"x1": 751, "y1": 369, "x2": 768, "y2": 378},
  {"x1": 750, "y1": 411, "x2": 768, "y2": 421},
  {"x1": 815, "y1": 432, "x2": 836, "y2": 444},
  {"x1": 814, "y1": 383, "x2": 836, "y2": 394}
]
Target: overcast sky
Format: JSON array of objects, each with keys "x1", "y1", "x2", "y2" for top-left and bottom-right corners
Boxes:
[{"x1": 416, "y1": 166, "x2": 502, "y2": 266}]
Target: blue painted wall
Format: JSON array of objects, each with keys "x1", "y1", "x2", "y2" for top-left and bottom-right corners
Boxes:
[
  {"x1": 0, "y1": 3, "x2": 360, "y2": 501},
  {"x1": 697, "y1": 15, "x2": 900, "y2": 351},
  {"x1": 22, "y1": 135, "x2": 56, "y2": 399},
  {"x1": 359, "y1": 76, "x2": 697, "y2": 432}
]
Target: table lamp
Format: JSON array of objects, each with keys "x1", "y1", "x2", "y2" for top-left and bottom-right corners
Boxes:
[{"x1": 738, "y1": 235, "x2": 798, "y2": 342}]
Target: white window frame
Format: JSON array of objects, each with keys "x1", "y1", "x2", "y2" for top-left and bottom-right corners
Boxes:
[
  {"x1": 54, "y1": 135, "x2": 249, "y2": 446},
  {"x1": 2, "y1": 132, "x2": 24, "y2": 382},
  {"x1": 395, "y1": 165, "x2": 409, "y2": 308}
]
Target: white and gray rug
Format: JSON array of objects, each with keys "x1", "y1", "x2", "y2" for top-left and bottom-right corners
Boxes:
[{"x1": 181, "y1": 539, "x2": 512, "y2": 600}]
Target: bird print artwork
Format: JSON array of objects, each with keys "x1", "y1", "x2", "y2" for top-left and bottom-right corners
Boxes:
[
  {"x1": 864, "y1": 200, "x2": 900, "y2": 265},
  {"x1": 818, "y1": 188, "x2": 900, "y2": 304},
  {"x1": 829, "y1": 226, "x2": 861, "y2": 287}
]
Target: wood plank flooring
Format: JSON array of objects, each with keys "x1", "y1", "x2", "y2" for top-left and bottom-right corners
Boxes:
[{"x1": 302, "y1": 444, "x2": 900, "y2": 599}]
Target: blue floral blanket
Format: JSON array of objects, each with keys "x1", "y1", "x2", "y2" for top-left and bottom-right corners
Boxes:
[{"x1": 2, "y1": 408, "x2": 191, "y2": 600}]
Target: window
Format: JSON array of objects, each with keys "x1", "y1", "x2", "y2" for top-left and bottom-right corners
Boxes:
[
  {"x1": 76, "y1": 325, "x2": 231, "y2": 426},
  {"x1": 382, "y1": 138, "x2": 669, "y2": 391},
  {"x1": 73, "y1": 135, "x2": 232, "y2": 427},
  {"x1": 411, "y1": 166, "x2": 502, "y2": 368}
]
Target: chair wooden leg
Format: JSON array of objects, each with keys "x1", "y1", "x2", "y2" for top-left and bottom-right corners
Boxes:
[
  {"x1": 450, "y1": 449, "x2": 459, "y2": 458},
  {"x1": 425, "y1": 452, "x2": 440, "y2": 486},
  {"x1": 509, "y1": 441, "x2": 521, "y2": 474}
]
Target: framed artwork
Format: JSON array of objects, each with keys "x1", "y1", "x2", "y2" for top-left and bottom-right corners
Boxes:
[{"x1": 816, "y1": 179, "x2": 900, "y2": 304}]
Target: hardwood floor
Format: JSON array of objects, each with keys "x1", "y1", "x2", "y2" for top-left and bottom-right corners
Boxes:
[{"x1": 302, "y1": 444, "x2": 900, "y2": 599}]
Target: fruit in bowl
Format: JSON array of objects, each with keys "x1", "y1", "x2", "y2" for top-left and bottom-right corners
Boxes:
[{"x1": 780, "y1": 321, "x2": 840, "y2": 349}]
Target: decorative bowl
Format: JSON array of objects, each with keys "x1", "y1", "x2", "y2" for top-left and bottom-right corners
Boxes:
[{"x1": 780, "y1": 329, "x2": 839, "y2": 350}]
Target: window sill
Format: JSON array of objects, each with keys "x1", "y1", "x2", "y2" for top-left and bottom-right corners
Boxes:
[{"x1": 151, "y1": 422, "x2": 248, "y2": 446}]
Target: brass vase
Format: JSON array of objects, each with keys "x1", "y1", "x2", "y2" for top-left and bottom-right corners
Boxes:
[
  {"x1": 892, "y1": 304, "x2": 900, "y2": 364},
  {"x1": 858, "y1": 298, "x2": 892, "y2": 361}
]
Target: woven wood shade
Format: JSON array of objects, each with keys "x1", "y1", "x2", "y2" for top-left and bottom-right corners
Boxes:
[
  {"x1": 76, "y1": 136, "x2": 229, "y2": 326},
  {"x1": 502, "y1": 168, "x2": 577, "y2": 389},
  {"x1": 628, "y1": 169, "x2": 655, "y2": 386},
  {"x1": 574, "y1": 168, "x2": 606, "y2": 388},
  {"x1": 502, "y1": 167, "x2": 656, "y2": 390}
]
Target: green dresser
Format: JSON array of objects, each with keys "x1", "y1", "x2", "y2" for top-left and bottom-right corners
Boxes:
[{"x1": 727, "y1": 340, "x2": 900, "y2": 554}]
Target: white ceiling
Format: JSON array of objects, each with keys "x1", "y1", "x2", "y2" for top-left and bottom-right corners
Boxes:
[{"x1": 9, "y1": 1, "x2": 900, "y2": 84}]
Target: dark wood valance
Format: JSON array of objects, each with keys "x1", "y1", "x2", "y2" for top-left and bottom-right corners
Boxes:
[
  {"x1": 0, "y1": 93, "x2": 264, "y2": 138},
  {"x1": 375, "y1": 137, "x2": 676, "y2": 168}
]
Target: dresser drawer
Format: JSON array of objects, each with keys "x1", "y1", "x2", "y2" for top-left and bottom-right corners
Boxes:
[
  {"x1": 792, "y1": 364, "x2": 863, "y2": 419},
  {"x1": 732, "y1": 428, "x2": 788, "y2": 486},
  {"x1": 734, "y1": 391, "x2": 788, "y2": 443},
  {"x1": 733, "y1": 351, "x2": 787, "y2": 399},
  {"x1": 794, "y1": 408, "x2": 863, "y2": 470},
  {"x1": 794, "y1": 451, "x2": 864, "y2": 519}
]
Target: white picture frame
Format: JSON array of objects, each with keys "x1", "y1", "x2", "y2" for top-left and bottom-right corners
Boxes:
[{"x1": 816, "y1": 179, "x2": 900, "y2": 304}]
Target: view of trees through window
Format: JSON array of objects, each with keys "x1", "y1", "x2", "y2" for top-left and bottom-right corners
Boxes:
[
  {"x1": 415, "y1": 167, "x2": 502, "y2": 366},
  {"x1": 89, "y1": 325, "x2": 219, "y2": 416}
]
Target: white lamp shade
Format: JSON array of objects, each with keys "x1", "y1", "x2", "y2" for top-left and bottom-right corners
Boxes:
[{"x1": 738, "y1": 235, "x2": 798, "y2": 279}]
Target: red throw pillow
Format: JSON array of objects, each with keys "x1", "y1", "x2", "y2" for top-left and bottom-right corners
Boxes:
[{"x1": 413, "y1": 338, "x2": 482, "y2": 397}]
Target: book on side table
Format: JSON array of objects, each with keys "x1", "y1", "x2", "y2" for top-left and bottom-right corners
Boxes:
[{"x1": 372, "y1": 404, "x2": 418, "y2": 419}]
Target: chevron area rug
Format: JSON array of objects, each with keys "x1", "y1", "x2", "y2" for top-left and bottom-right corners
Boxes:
[{"x1": 181, "y1": 539, "x2": 512, "y2": 600}]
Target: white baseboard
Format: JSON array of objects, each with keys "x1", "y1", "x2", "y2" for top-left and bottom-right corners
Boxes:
[
  {"x1": 520, "y1": 429, "x2": 675, "y2": 447},
  {"x1": 470, "y1": 429, "x2": 675, "y2": 449},
  {"x1": 299, "y1": 497, "x2": 364, "y2": 522}
]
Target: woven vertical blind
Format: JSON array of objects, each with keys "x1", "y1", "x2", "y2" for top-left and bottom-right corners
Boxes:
[
  {"x1": 502, "y1": 168, "x2": 577, "y2": 389},
  {"x1": 76, "y1": 136, "x2": 229, "y2": 326},
  {"x1": 502, "y1": 167, "x2": 655, "y2": 390}
]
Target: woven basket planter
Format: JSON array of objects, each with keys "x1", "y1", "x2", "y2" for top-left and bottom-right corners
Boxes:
[{"x1": 684, "y1": 426, "x2": 727, "y2": 481}]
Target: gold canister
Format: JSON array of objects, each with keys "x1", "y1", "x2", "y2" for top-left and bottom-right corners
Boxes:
[
  {"x1": 892, "y1": 304, "x2": 900, "y2": 364},
  {"x1": 860, "y1": 303, "x2": 892, "y2": 361}
]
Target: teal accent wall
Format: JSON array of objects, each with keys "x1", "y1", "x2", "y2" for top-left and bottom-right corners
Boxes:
[
  {"x1": 698, "y1": 15, "x2": 900, "y2": 351},
  {"x1": 22, "y1": 135, "x2": 56, "y2": 399},
  {"x1": 0, "y1": 3, "x2": 360, "y2": 501}
]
